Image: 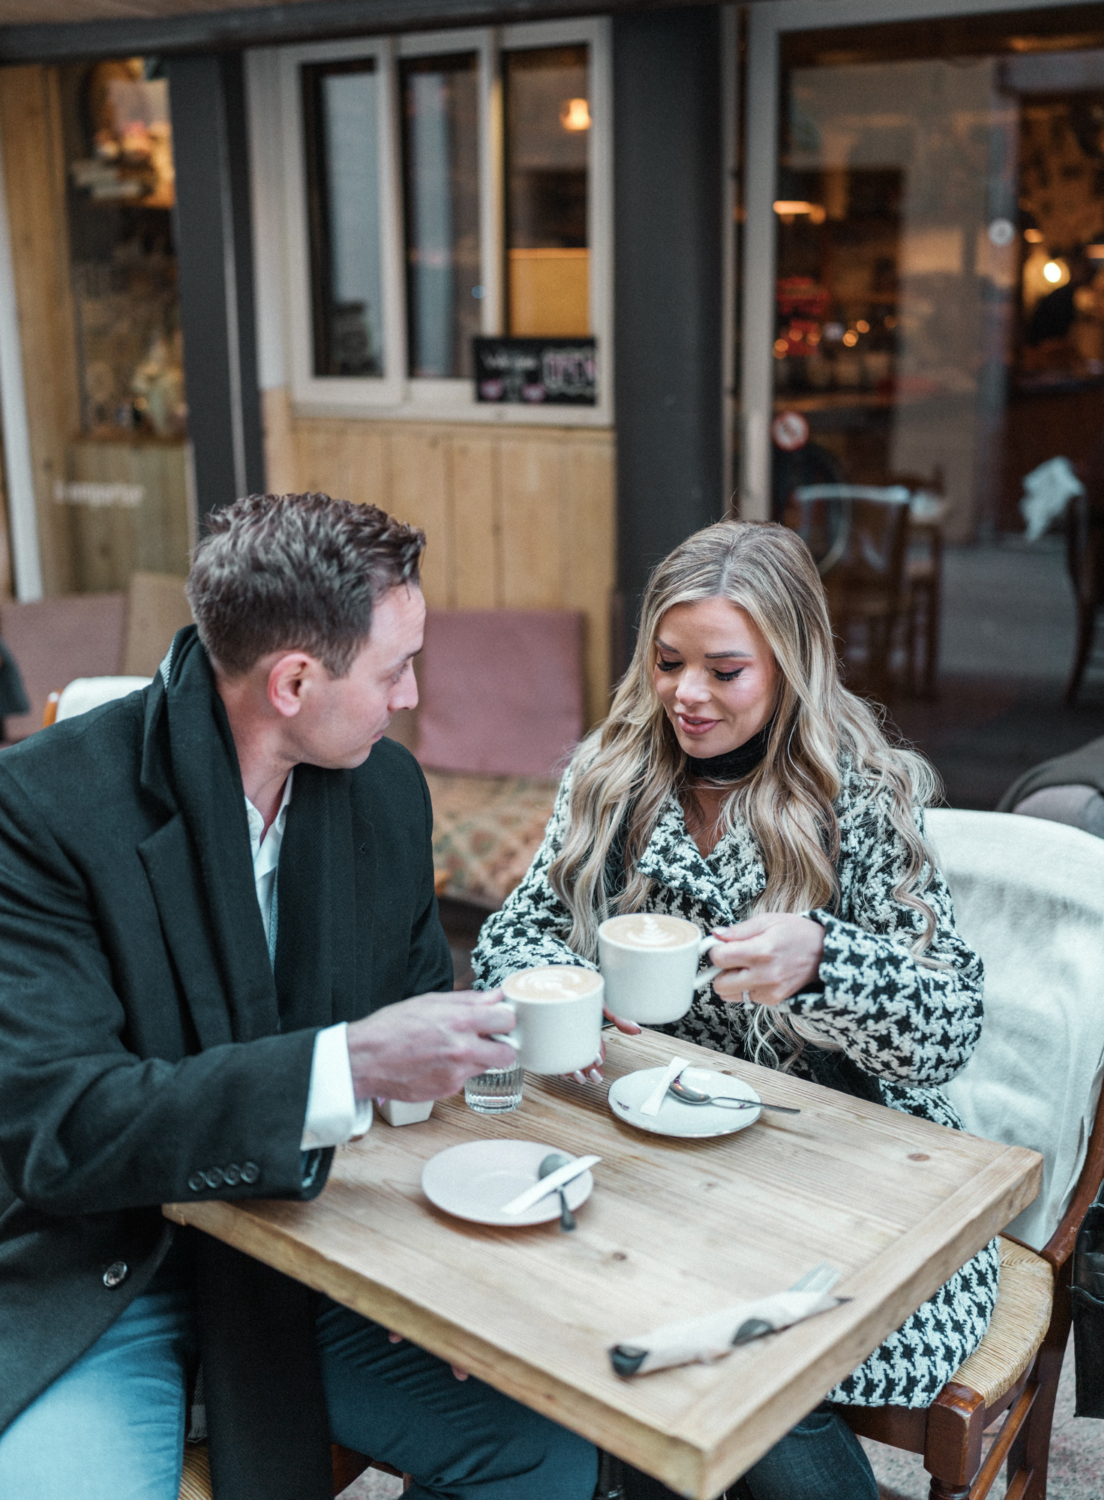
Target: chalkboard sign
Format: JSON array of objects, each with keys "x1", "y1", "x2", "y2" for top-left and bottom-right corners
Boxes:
[{"x1": 474, "y1": 337, "x2": 597, "y2": 405}]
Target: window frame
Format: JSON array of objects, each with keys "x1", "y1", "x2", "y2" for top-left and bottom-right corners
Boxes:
[
  {"x1": 281, "y1": 35, "x2": 405, "y2": 409},
  {"x1": 273, "y1": 17, "x2": 612, "y2": 425}
]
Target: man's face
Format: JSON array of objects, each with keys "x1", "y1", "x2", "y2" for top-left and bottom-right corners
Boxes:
[{"x1": 290, "y1": 583, "x2": 425, "y2": 770}]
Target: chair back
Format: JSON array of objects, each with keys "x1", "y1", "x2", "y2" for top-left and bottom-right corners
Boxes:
[
  {"x1": 785, "y1": 484, "x2": 911, "y2": 588},
  {"x1": 54, "y1": 675, "x2": 152, "y2": 723},
  {"x1": 928, "y1": 808, "x2": 1104, "y2": 1251},
  {"x1": 414, "y1": 609, "x2": 584, "y2": 777}
]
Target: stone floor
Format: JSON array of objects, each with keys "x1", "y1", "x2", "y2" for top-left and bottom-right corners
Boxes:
[{"x1": 885, "y1": 538, "x2": 1104, "y2": 809}]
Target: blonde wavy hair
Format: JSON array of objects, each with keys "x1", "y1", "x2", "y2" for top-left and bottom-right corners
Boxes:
[{"x1": 549, "y1": 519, "x2": 942, "y2": 1064}]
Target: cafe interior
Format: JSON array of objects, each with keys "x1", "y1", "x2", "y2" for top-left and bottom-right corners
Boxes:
[{"x1": 0, "y1": 2, "x2": 1104, "y2": 1499}]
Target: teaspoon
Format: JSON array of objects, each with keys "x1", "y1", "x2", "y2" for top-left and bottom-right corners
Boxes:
[
  {"x1": 667, "y1": 1078, "x2": 801, "y2": 1114},
  {"x1": 538, "y1": 1152, "x2": 577, "y2": 1231}
]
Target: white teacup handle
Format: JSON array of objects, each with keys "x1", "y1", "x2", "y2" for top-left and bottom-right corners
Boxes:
[
  {"x1": 489, "y1": 1032, "x2": 521, "y2": 1050},
  {"x1": 695, "y1": 933, "x2": 722, "y2": 992}
]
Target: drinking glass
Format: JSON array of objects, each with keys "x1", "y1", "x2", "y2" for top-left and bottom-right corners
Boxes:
[{"x1": 465, "y1": 1062, "x2": 524, "y2": 1113}]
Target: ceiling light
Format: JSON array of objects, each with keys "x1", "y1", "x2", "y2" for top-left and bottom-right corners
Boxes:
[{"x1": 560, "y1": 98, "x2": 591, "y2": 131}]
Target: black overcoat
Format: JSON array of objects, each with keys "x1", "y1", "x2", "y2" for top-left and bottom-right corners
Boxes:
[{"x1": 0, "y1": 628, "x2": 452, "y2": 1497}]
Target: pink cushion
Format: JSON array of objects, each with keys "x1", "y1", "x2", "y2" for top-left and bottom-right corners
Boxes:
[
  {"x1": 416, "y1": 609, "x2": 584, "y2": 777},
  {"x1": 1, "y1": 594, "x2": 127, "y2": 740}
]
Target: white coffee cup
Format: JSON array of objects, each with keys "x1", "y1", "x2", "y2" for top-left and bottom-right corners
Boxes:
[
  {"x1": 494, "y1": 966, "x2": 604, "y2": 1074},
  {"x1": 598, "y1": 913, "x2": 721, "y2": 1025}
]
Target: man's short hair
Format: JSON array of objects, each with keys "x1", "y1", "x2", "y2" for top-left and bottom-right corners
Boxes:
[{"x1": 187, "y1": 492, "x2": 425, "y2": 677}]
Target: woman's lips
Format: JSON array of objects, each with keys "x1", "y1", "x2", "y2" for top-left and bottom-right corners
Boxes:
[{"x1": 676, "y1": 713, "x2": 721, "y2": 738}]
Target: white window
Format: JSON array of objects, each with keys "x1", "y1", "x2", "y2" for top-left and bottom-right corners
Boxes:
[{"x1": 252, "y1": 18, "x2": 612, "y2": 425}]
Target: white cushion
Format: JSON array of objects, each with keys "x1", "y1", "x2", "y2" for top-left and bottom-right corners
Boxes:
[
  {"x1": 55, "y1": 676, "x2": 152, "y2": 722},
  {"x1": 929, "y1": 808, "x2": 1104, "y2": 1250}
]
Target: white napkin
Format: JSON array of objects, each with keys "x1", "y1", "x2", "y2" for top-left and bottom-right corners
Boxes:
[
  {"x1": 609, "y1": 1289, "x2": 846, "y2": 1376},
  {"x1": 638, "y1": 1056, "x2": 692, "y2": 1116}
]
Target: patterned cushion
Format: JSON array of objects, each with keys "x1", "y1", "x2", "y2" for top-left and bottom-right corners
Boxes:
[{"x1": 427, "y1": 770, "x2": 559, "y2": 909}]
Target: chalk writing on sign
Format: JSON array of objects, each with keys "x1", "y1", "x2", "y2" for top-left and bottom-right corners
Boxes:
[{"x1": 474, "y1": 338, "x2": 597, "y2": 406}]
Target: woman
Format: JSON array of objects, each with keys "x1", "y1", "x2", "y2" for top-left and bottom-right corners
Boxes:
[{"x1": 473, "y1": 520, "x2": 996, "y2": 1500}]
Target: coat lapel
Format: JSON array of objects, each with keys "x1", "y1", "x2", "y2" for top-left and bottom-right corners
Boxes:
[
  {"x1": 636, "y1": 795, "x2": 766, "y2": 925},
  {"x1": 138, "y1": 817, "x2": 238, "y2": 1052}
]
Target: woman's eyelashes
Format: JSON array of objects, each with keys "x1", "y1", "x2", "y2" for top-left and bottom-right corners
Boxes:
[{"x1": 655, "y1": 656, "x2": 744, "y2": 683}]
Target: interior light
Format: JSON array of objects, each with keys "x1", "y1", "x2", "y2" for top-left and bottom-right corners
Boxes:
[
  {"x1": 855, "y1": 319, "x2": 870, "y2": 333},
  {"x1": 1043, "y1": 260, "x2": 1065, "y2": 284},
  {"x1": 773, "y1": 200, "x2": 827, "y2": 224},
  {"x1": 842, "y1": 330, "x2": 859, "y2": 347},
  {"x1": 773, "y1": 338, "x2": 790, "y2": 357},
  {"x1": 1087, "y1": 245, "x2": 1104, "y2": 260},
  {"x1": 560, "y1": 98, "x2": 591, "y2": 132},
  {"x1": 1024, "y1": 228, "x2": 1044, "y2": 243}
]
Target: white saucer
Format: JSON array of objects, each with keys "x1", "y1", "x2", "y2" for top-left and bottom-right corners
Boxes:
[
  {"x1": 607, "y1": 1066, "x2": 761, "y2": 1137},
  {"x1": 421, "y1": 1140, "x2": 595, "y2": 1226}
]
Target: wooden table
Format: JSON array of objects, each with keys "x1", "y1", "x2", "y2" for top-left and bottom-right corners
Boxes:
[{"x1": 165, "y1": 1030, "x2": 1041, "y2": 1499}]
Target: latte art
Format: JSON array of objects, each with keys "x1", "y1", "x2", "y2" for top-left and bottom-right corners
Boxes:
[
  {"x1": 504, "y1": 966, "x2": 603, "y2": 1002},
  {"x1": 603, "y1": 913, "x2": 696, "y2": 949}
]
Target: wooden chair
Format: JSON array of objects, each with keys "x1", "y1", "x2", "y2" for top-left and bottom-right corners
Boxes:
[
  {"x1": 784, "y1": 484, "x2": 912, "y2": 700},
  {"x1": 842, "y1": 808, "x2": 1104, "y2": 1500},
  {"x1": 43, "y1": 675, "x2": 152, "y2": 728},
  {"x1": 179, "y1": 1440, "x2": 410, "y2": 1497}
]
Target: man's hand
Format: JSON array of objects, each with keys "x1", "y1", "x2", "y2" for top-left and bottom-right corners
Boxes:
[
  {"x1": 346, "y1": 991, "x2": 517, "y2": 1103},
  {"x1": 706, "y1": 914, "x2": 825, "y2": 1008}
]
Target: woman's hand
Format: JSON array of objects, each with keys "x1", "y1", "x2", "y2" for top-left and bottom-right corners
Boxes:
[
  {"x1": 570, "y1": 1007, "x2": 642, "y2": 1084},
  {"x1": 706, "y1": 914, "x2": 825, "y2": 1007}
]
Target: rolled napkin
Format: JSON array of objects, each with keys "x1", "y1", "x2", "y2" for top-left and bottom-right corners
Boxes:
[
  {"x1": 609, "y1": 1288, "x2": 847, "y2": 1376},
  {"x1": 638, "y1": 1056, "x2": 693, "y2": 1116}
]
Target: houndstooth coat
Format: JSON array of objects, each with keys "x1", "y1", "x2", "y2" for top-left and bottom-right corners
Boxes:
[{"x1": 472, "y1": 761, "x2": 999, "y2": 1409}]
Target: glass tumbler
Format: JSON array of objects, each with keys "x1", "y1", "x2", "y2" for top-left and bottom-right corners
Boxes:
[{"x1": 464, "y1": 1062, "x2": 524, "y2": 1113}]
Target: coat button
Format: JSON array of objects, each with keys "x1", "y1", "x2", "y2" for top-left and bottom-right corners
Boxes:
[
  {"x1": 240, "y1": 1161, "x2": 260, "y2": 1184},
  {"x1": 187, "y1": 1172, "x2": 205, "y2": 1192},
  {"x1": 204, "y1": 1167, "x2": 224, "y2": 1188},
  {"x1": 102, "y1": 1261, "x2": 129, "y2": 1289},
  {"x1": 222, "y1": 1163, "x2": 241, "y2": 1186}
]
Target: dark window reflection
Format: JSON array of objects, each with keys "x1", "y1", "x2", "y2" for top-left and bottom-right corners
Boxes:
[
  {"x1": 303, "y1": 59, "x2": 384, "y2": 377},
  {"x1": 400, "y1": 53, "x2": 480, "y2": 379}
]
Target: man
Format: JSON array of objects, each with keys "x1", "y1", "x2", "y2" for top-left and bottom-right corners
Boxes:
[{"x1": 0, "y1": 493, "x2": 596, "y2": 1500}]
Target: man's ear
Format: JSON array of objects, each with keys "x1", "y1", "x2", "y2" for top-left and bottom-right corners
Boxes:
[{"x1": 266, "y1": 653, "x2": 315, "y2": 718}]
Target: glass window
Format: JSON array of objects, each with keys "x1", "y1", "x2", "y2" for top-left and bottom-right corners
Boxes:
[
  {"x1": 504, "y1": 45, "x2": 589, "y2": 337},
  {"x1": 771, "y1": 14, "x2": 1104, "y2": 543},
  {"x1": 302, "y1": 60, "x2": 384, "y2": 377},
  {"x1": 400, "y1": 53, "x2": 481, "y2": 379}
]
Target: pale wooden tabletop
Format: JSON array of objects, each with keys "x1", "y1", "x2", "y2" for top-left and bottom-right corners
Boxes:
[{"x1": 165, "y1": 1029, "x2": 1041, "y2": 1499}]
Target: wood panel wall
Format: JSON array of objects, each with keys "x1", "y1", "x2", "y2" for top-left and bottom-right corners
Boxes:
[
  {"x1": 0, "y1": 63, "x2": 81, "y2": 596},
  {"x1": 262, "y1": 388, "x2": 616, "y2": 727}
]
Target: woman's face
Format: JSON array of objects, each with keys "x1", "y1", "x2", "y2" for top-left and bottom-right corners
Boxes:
[{"x1": 652, "y1": 596, "x2": 779, "y2": 759}]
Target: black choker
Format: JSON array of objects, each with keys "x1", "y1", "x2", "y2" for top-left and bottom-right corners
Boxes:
[{"x1": 685, "y1": 723, "x2": 772, "y2": 782}]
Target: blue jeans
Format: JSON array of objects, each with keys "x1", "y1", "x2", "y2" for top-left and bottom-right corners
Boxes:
[
  {"x1": 738, "y1": 1404, "x2": 878, "y2": 1500},
  {"x1": 625, "y1": 1404, "x2": 878, "y2": 1500},
  {"x1": 0, "y1": 1259, "x2": 596, "y2": 1500}
]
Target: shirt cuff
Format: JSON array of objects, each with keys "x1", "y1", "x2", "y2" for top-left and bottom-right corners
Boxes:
[{"x1": 301, "y1": 1022, "x2": 373, "y2": 1149}]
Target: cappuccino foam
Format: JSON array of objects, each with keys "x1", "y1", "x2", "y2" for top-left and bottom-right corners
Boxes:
[
  {"x1": 504, "y1": 966, "x2": 602, "y2": 1002},
  {"x1": 603, "y1": 913, "x2": 696, "y2": 949}
]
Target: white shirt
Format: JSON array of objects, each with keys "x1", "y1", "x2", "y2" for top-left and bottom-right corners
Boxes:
[{"x1": 244, "y1": 771, "x2": 373, "y2": 1149}]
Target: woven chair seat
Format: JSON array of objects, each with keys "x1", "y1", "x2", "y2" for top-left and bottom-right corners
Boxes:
[
  {"x1": 176, "y1": 1440, "x2": 405, "y2": 1497},
  {"x1": 948, "y1": 1237, "x2": 1054, "y2": 1407},
  {"x1": 179, "y1": 1443, "x2": 211, "y2": 1500}
]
